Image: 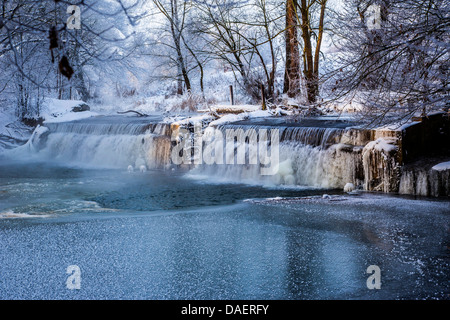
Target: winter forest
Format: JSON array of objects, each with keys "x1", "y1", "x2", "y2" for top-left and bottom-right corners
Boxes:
[{"x1": 0, "y1": 0, "x2": 448, "y2": 126}]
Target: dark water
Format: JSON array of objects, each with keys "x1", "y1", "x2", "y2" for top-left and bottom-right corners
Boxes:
[{"x1": 0, "y1": 161, "x2": 448, "y2": 300}]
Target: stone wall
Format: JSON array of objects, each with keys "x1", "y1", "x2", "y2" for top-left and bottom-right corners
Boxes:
[{"x1": 359, "y1": 112, "x2": 449, "y2": 197}]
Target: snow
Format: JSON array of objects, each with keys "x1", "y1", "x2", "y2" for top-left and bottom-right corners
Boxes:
[
  {"x1": 44, "y1": 111, "x2": 98, "y2": 123},
  {"x1": 41, "y1": 98, "x2": 98, "y2": 123},
  {"x1": 432, "y1": 161, "x2": 450, "y2": 171},
  {"x1": 163, "y1": 113, "x2": 216, "y2": 126},
  {"x1": 208, "y1": 109, "x2": 272, "y2": 126},
  {"x1": 162, "y1": 106, "x2": 272, "y2": 127},
  {"x1": 202, "y1": 104, "x2": 262, "y2": 113},
  {"x1": 323, "y1": 98, "x2": 366, "y2": 114},
  {"x1": 0, "y1": 210, "x2": 51, "y2": 219},
  {"x1": 0, "y1": 109, "x2": 33, "y2": 151},
  {"x1": 378, "y1": 120, "x2": 420, "y2": 131},
  {"x1": 344, "y1": 183, "x2": 355, "y2": 192},
  {"x1": 364, "y1": 137, "x2": 398, "y2": 153},
  {"x1": 209, "y1": 113, "x2": 246, "y2": 126}
]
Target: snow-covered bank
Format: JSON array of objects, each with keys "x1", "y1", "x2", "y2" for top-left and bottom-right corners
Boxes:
[
  {"x1": 432, "y1": 161, "x2": 450, "y2": 172},
  {"x1": 247, "y1": 193, "x2": 450, "y2": 209},
  {"x1": 0, "y1": 98, "x2": 100, "y2": 152},
  {"x1": 40, "y1": 98, "x2": 98, "y2": 123},
  {"x1": 0, "y1": 109, "x2": 33, "y2": 151}
]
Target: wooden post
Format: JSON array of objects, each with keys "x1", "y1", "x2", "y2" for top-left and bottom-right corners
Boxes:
[
  {"x1": 229, "y1": 85, "x2": 234, "y2": 106},
  {"x1": 261, "y1": 84, "x2": 266, "y2": 110}
]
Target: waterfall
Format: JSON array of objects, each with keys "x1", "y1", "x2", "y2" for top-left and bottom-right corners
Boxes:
[
  {"x1": 216, "y1": 124, "x2": 344, "y2": 148},
  {"x1": 31, "y1": 117, "x2": 359, "y2": 189},
  {"x1": 25, "y1": 117, "x2": 172, "y2": 170},
  {"x1": 186, "y1": 124, "x2": 362, "y2": 189},
  {"x1": 11, "y1": 114, "x2": 447, "y2": 195},
  {"x1": 44, "y1": 120, "x2": 170, "y2": 136},
  {"x1": 15, "y1": 117, "x2": 368, "y2": 190}
]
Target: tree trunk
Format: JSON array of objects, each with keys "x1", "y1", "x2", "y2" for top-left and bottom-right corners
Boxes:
[
  {"x1": 299, "y1": 0, "x2": 327, "y2": 104},
  {"x1": 73, "y1": 70, "x2": 90, "y2": 102},
  {"x1": 299, "y1": 0, "x2": 315, "y2": 103},
  {"x1": 283, "y1": 0, "x2": 301, "y2": 98},
  {"x1": 311, "y1": 0, "x2": 326, "y2": 102},
  {"x1": 177, "y1": 63, "x2": 183, "y2": 95},
  {"x1": 170, "y1": 0, "x2": 191, "y2": 94}
]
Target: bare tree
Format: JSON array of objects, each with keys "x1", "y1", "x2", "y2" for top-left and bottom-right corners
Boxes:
[
  {"x1": 298, "y1": 0, "x2": 327, "y2": 104},
  {"x1": 326, "y1": 0, "x2": 449, "y2": 125},
  {"x1": 153, "y1": 0, "x2": 192, "y2": 95},
  {"x1": 192, "y1": 0, "x2": 284, "y2": 103},
  {"x1": 0, "y1": 0, "x2": 141, "y2": 121}
]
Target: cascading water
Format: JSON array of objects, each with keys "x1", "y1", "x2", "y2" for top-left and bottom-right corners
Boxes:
[
  {"x1": 13, "y1": 115, "x2": 389, "y2": 192},
  {"x1": 186, "y1": 123, "x2": 363, "y2": 189},
  {"x1": 19, "y1": 116, "x2": 172, "y2": 170},
  {"x1": 22, "y1": 116, "x2": 363, "y2": 189},
  {"x1": 5, "y1": 114, "x2": 445, "y2": 195}
]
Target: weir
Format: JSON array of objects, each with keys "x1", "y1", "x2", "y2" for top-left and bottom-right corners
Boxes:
[
  {"x1": 28, "y1": 113, "x2": 449, "y2": 197},
  {"x1": 199, "y1": 123, "x2": 356, "y2": 188},
  {"x1": 32, "y1": 116, "x2": 172, "y2": 169}
]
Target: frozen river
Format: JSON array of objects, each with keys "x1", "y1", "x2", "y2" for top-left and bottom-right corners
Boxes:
[{"x1": 0, "y1": 160, "x2": 448, "y2": 300}]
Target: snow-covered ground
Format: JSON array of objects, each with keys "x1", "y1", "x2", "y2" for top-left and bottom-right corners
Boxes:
[
  {"x1": 0, "y1": 91, "x2": 433, "y2": 154},
  {"x1": 432, "y1": 161, "x2": 450, "y2": 171},
  {"x1": 0, "y1": 108, "x2": 33, "y2": 151},
  {"x1": 40, "y1": 98, "x2": 99, "y2": 123},
  {"x1": 363, "y1": 137, "x2": 398, "y2": 153}
]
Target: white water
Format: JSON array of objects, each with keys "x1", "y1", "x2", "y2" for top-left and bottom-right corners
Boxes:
[
  {"x1": 7, "y1": 118, "x2": 172, "y2": 170},
  {"x1": 14, "y1": 118, "x2": 363, "y2": 190},
  {"x1": 45, "y1": 121, "x2": 169, "y2": 136},
  {"x1": 40, "y1": 132, "x2": 170, "y2": 169},
  {"x1": 189, "y1": 142, "x2": 361, "y2": 189},
  {"x1": 188, "y1": 125, "x2": 361, "y2": 189}
]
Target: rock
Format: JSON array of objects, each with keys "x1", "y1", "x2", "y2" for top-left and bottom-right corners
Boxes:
[
  {"x1": 71, "y1": 103, "x2": 90, "y2": 112},
  {"x1": 344, "y1": 182, "x2": 355, "y2": 192}
]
